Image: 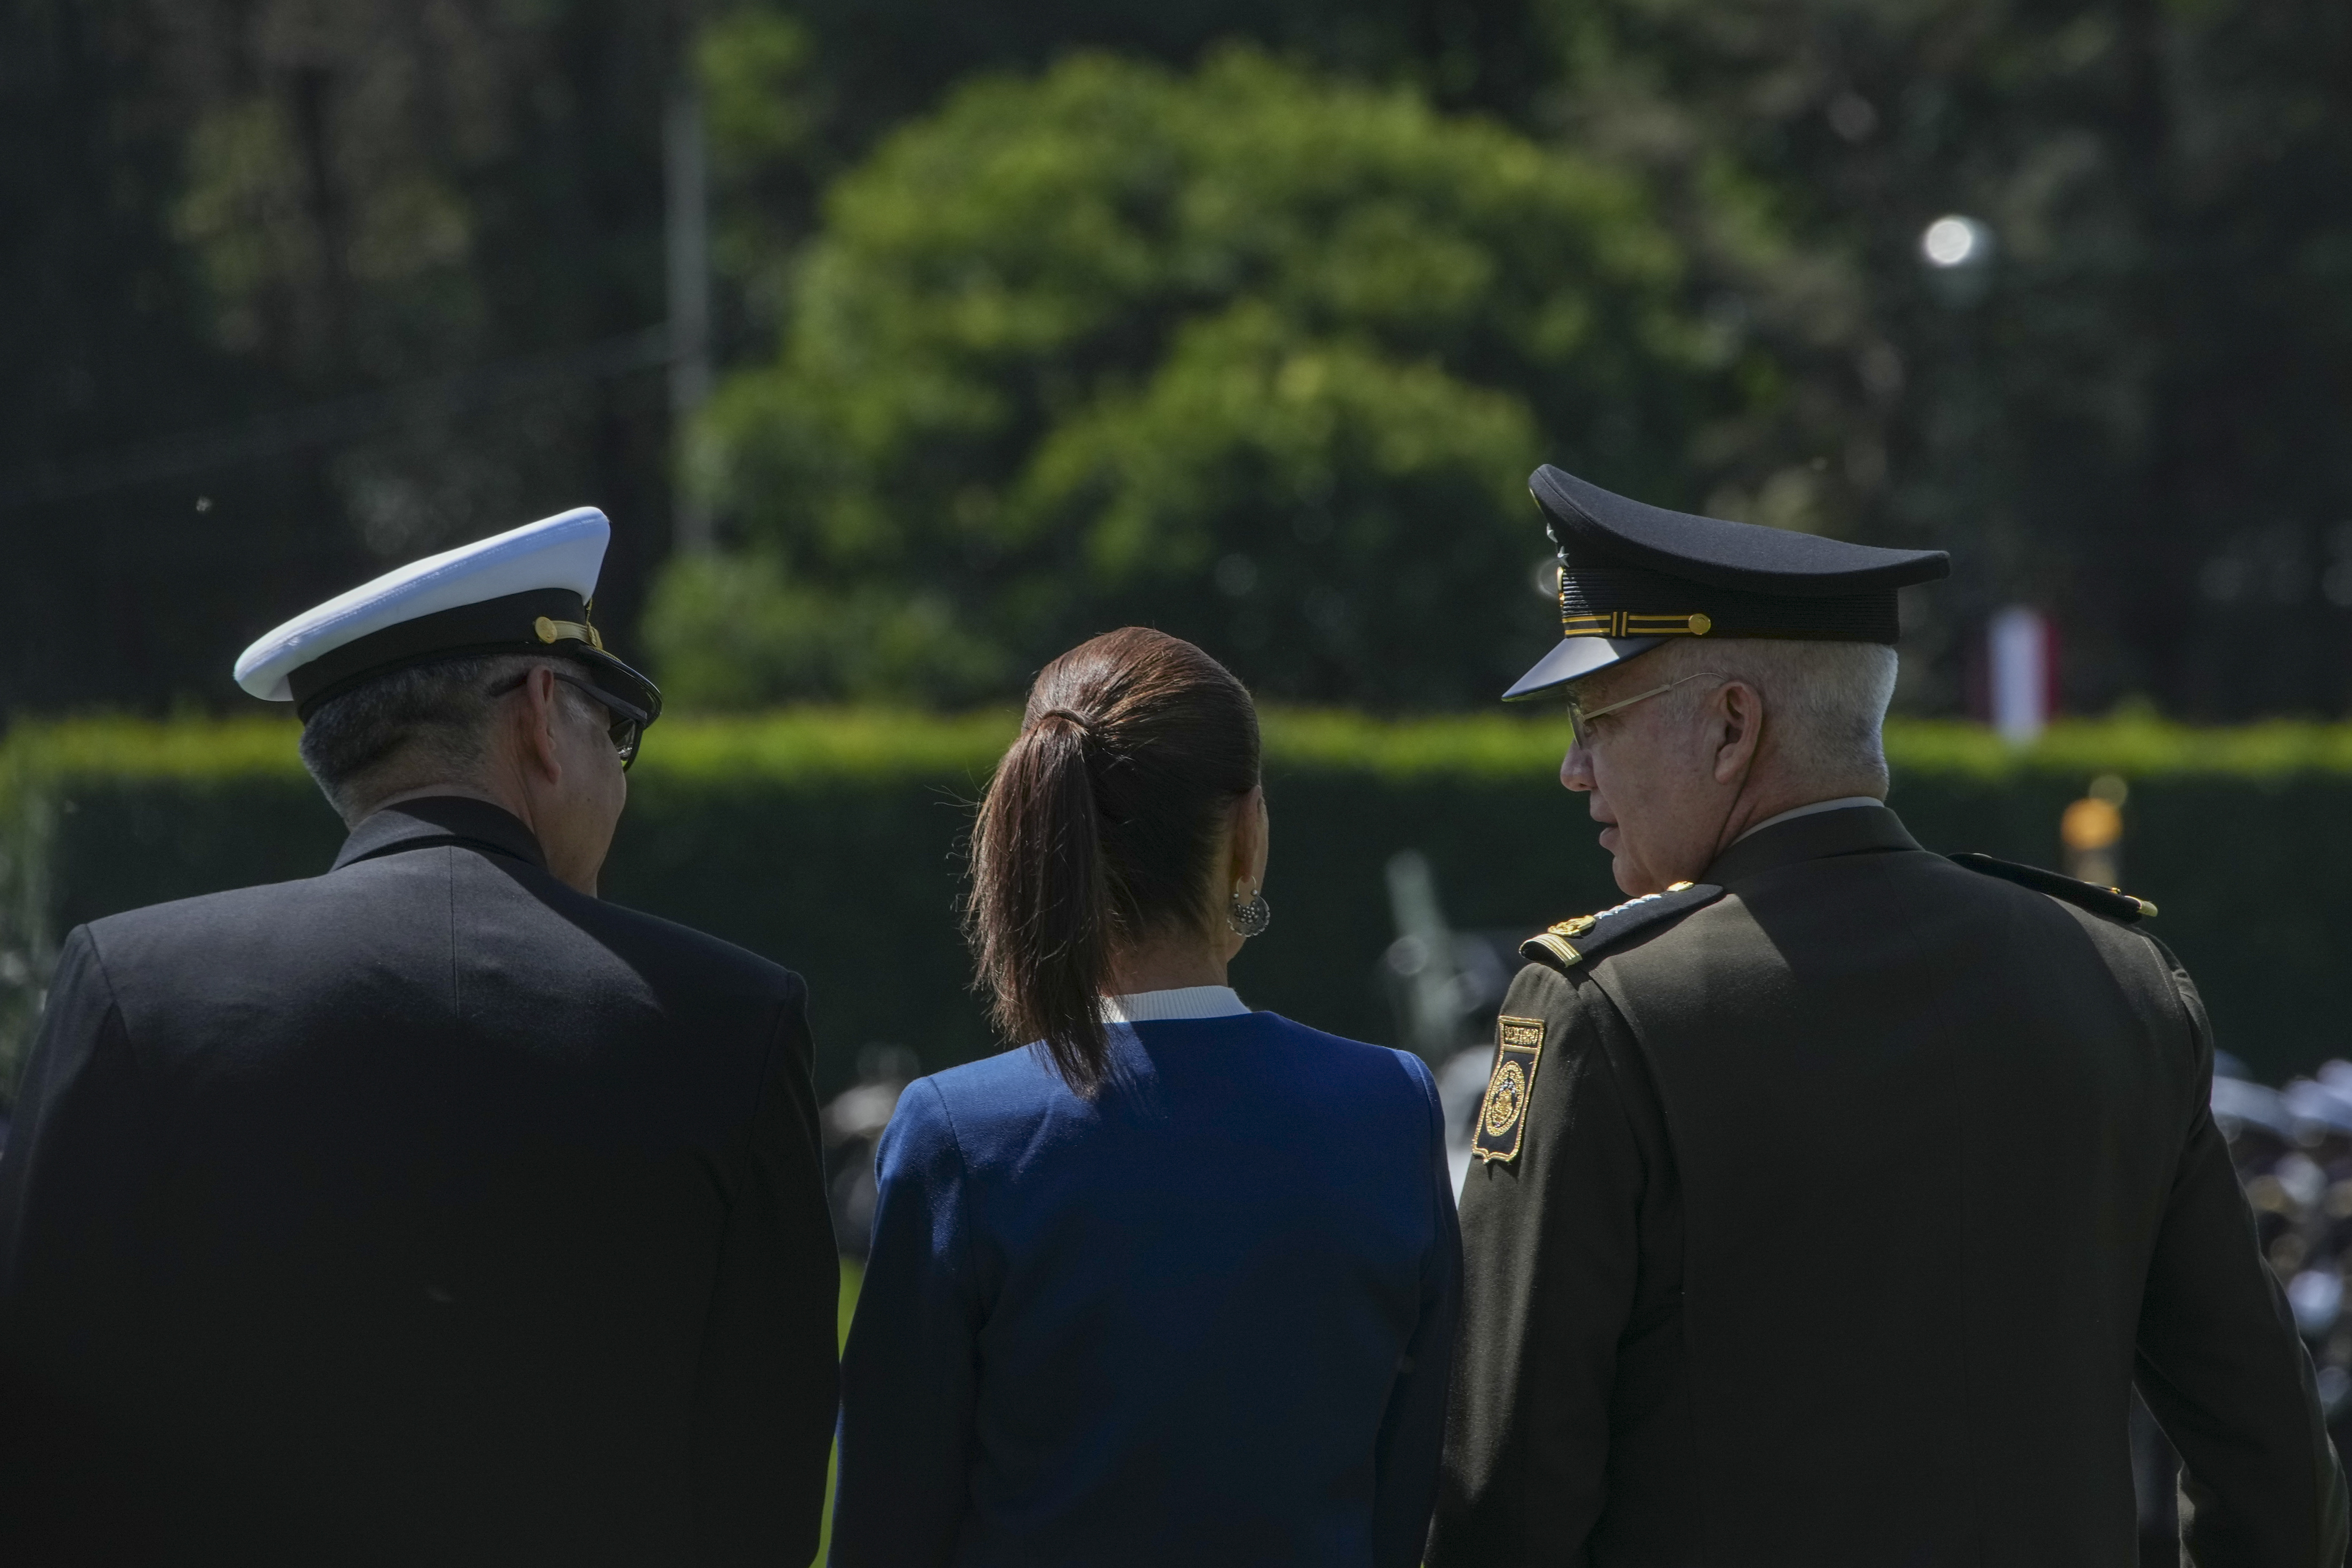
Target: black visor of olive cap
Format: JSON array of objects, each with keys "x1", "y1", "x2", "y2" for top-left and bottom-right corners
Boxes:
[{"x1": 1501, "y1": 465, "x2": 1952, "y2": 702}]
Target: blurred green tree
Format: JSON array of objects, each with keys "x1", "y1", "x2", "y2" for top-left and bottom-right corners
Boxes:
[{"x1": 656, "y1": 46, "x2": 1796, "y2": 707}]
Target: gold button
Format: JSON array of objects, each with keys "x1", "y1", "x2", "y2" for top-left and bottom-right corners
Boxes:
[
  {"x1": 534, "y1": 616, "x2": 559, "y2": 644},
  {"x1": 1688, "y1": 613, "x2": 1712, "y2": 635}
]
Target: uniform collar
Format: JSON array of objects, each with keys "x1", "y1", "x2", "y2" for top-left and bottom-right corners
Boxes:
[
  {"x1": 332, "y1": 794, "x2": 548, "y2": 872},
  {"x1": 1700, "y1": 801, "x2": 1919, "y2": 888},
  {"x1": 1732, "y1": 795, "x2": 1884, "y2": 843}
]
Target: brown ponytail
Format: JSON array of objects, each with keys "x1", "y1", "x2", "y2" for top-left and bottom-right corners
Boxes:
[{"x1": 966, "y1": 627, "x2": 1261, "y2": 1093}]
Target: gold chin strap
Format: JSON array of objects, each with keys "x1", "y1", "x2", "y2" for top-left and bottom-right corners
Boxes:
[
  {"x1": 534, "y1": 615, "x2": 604, "y2": 651},
  {"x1": 1559, "y1": 610, "x2": 1714, "y2": 638}
]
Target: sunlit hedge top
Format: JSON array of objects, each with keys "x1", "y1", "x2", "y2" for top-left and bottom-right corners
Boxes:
[{"x1": 13, "y1": 710, "x2": 2352, "y2": 787}]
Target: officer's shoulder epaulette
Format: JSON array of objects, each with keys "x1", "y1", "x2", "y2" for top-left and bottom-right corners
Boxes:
[
  {"x1": 1519, "y1": 880, "x2": 1726, "y2": 973},
  {"x1": 1948, "y1": 851, "x2": 2157, "y2": 924}
]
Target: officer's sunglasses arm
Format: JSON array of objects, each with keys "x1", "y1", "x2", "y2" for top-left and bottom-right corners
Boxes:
[
  {"x1": 1566, "y1": 671, "x2": 1725, "y2": 745},
  {"x1": 488, "y1": 668, "x2": 647, "y2": 770}
]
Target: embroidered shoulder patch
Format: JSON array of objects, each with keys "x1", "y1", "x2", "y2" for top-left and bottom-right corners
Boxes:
[{"x1": 1473, "y1": 1015, "x2": 1547, "y2": 1164}]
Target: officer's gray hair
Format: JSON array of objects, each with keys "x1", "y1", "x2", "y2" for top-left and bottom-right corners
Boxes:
[
  {"x1": 298, "y1": 652, "x2": 561, "y2": 824},
  {"x1": 1644, "y1": 636, "x2": 1898, "y2": 795}
]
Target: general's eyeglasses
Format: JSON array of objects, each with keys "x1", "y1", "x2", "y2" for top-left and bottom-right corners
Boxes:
[
  {"x1": 1566, "y1": 671, "x2": 1725, "y2": 747},
  {"x1": 490, "y1": 668, "x2": 649, "y2": 770}
]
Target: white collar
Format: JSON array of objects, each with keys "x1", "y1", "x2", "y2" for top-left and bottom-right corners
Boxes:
[
  {"x1": 1099, "y1": 986, "x2": 1251, "y2": 1023},
  {"x1": 1733, "y1": 796, "x2": 1884, "y2": 844}
]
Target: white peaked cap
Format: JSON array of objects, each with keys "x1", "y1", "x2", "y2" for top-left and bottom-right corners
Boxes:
[{"x1": 235, "y1": 508, "x2": 611, "y2": 703}]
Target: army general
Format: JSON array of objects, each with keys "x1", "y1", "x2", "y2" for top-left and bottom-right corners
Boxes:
[
  {"x1": 0, "y1": 511, "x2": 839, "y2": 1565},
  {"x1": 1428, "y1": 467, "x2": 2347, "y2": 1566}
]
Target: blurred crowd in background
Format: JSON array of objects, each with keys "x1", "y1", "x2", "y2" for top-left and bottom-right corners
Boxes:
[
  {"x1": 2214, "y1": 1064, "x2": 2352, "y2": 1419},
  {"x1": 12, "y1": 0, "x2": 2352, "y2": 721}
]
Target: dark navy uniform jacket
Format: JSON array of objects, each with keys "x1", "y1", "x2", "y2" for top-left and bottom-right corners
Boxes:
[
  {"x1": 1432, "y1": 804, "x2": 2347, "y2": 1567},
  {"x1": 0, "y1": 796, "x2": 838, "y2": 1566},
  {"x1": 830, "y1": 1005, "x2": 1461, "y2": 1567}
]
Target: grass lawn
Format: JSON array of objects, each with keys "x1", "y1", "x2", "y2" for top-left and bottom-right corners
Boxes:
[{"x1": 813, "y1": 1258, "x2": 863, "y2": 1566}]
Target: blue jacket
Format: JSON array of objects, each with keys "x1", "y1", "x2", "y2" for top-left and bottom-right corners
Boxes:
[{"x1": 831, "y1": 1010, "x2": 1460, "y2": 1567}]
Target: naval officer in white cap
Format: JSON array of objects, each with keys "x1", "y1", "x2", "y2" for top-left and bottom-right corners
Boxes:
[{"x1": 0, "y1": 510, "x2": 838, "y2": 1566}]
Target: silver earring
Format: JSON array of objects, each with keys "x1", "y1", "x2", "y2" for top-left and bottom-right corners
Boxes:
[{"x1": 1227, "y1": 887, "x2": 1272, "y2": 938}]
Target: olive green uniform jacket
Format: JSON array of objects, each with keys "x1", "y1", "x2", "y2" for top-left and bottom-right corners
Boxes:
[{"x1": 1430, "y1": 804, "x2": 2346, "y2": 1567}]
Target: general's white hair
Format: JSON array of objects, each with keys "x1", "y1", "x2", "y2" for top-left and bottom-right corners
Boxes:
[{"x1": 1630, "y1": 636, "x2": 1898, "y2": 795}]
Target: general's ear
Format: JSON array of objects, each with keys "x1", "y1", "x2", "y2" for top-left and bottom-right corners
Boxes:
[{"x1": 1711, "y1": 680, "x2": 1765, "y2": 785}]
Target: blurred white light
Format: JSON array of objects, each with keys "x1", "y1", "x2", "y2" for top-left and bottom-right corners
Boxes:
[
  {"x1": 1921, "y1": 215, "x2": 1986, "y2": 269},
  {"x1": 2291, "y1": 1268, "x2": 2344, "y2": 1337},
  {"x1": 2319, "y1": 1364, "x2": 2351, "y2": 1416},
  {"x1": 1988, "y1": 605, "x2": 2052, "y2": 745}
]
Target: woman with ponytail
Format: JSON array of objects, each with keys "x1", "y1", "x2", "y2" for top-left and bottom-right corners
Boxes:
[{"x1": 831, "y1": 627, "x2": 1460, "y2": 1568}]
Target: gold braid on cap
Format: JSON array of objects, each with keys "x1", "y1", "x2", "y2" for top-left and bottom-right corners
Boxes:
[
  {"x1": 1559, "y1": 608, "x2": 1714, "y2": 638},
  {"x1": 534, "y1": 614, "x2": 604, "y2": 650}
]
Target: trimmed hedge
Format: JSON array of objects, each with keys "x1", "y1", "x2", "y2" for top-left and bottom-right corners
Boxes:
[{"x1": 3, "y1": 709, "x2": 2349, "y2": 1106}]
